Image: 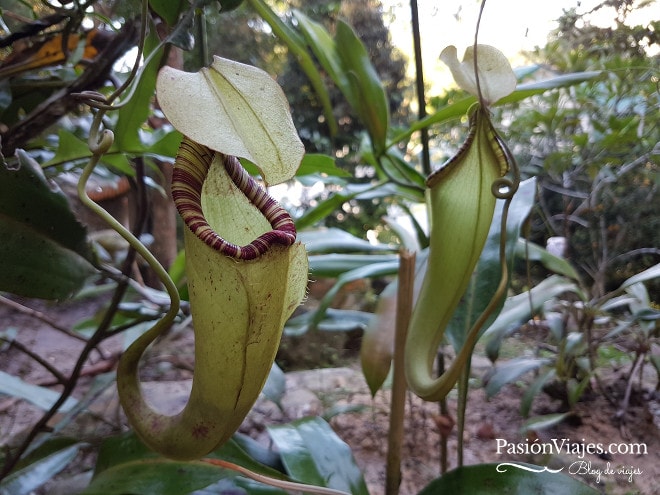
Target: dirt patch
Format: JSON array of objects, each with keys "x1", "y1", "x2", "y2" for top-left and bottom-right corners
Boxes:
[
  {"x1": 0, "y1": 296, "x2": 658, "y2": 495},
  {"x1": 245, "y1": 365, "x2": 658, "y2": 495}
]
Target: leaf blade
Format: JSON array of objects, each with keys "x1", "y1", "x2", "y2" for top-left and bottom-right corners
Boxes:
[
  {"x1": 335, "y1": 21, "x2": 389, "y2": 151},
  {"x1": 0, "y1": 371, "x2": 79, "y2": 412},
  {"x1": 267, "y1": 417, "x2": 369, "y2": 495},
  {"x1": 0, "y1": 152, "x2": 96, "y2": 299},
  {"x1": 0, "y1": 442, "x2": 81, "y2": 495},
  {"x1": 419, "y1": 462, "x2": 601, "y2": 495}
]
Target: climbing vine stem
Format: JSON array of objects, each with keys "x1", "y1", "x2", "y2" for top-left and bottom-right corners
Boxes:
[
  {"x1": 77, "y1": 123, "x2": 181, "y2": 326},
  {"x1": 202, "y1": 459, "x2": 350, "y2": 495},
  {"x1": 73, "y1": 0, "x2": 180, "y2": 329}
]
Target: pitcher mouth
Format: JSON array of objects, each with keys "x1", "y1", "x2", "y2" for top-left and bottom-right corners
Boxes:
[{"x1": 171, "y1": 138, "x2": 297, "y2": 260}]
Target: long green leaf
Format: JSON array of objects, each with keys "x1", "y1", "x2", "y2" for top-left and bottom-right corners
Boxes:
[
  {"x1": 83, "y1": 459, "x2": 227, "y2": 495},
  {"x1": 482, "y1": 275, "x2": 581, "y2": 362},
  {"x1": 520, "y1": 369, "x2": 557, "y2": 418},
  {"x1": 192, "y1": 477, "x2": 288, "y2": 494},
  {"x1": 595, "y1": 263, "x2": 660, "y2": 307},
  {"x1": 86, "y1": 432, "x2": 288, "y2": 495},
  {"x1": 389, "y1": 71, "x2": 602, "y2": 148},
  {"x1": 2, "y1": 151, "x2": 93, "y2": 259},
  {"x1": 335, "y1": 20, "x2": 389, "y2": 152},
  {"x1": 295, "y1": 190, "x2": 364, "y2": 231},
  {"x1": 285, "y1": 308, "x2": 374, "y2": 336},
  {"x1": 483, "y1": 357, "x2": 551, "y2": 399},
  {"x1": 521, "y1": 413, "x2": 573, "y2": 433},
  {"x1": 0, "y1": 441, "x2": 81, "y2": 495},
  {"x1": 516, "y1": 239, "x2": 581, "y2": 281},
  {"x1": 0, "y1": 371, "x2": 78, "y2": 412},
  {"x1": 292, "y1": 9, "x2": 395, "y2": 146},
  {"x1": 0, "y1": 219, "x2": 96, "y2": 300},
  {"x1": 312, "y1": 260, "x2": 399, "y2": 330},
  {"x1": 247, "y1": 0, "x2": 338, "y2": 136},
  {"x1": 42, "y1": 128, "x2": 93, "y2": 167},
  {"x1": 114, "y1": 28, "x2": 163, "y2": 152},
  {"x1": 148, "y1": 0, "x2": 187, "y2": 26},
  {"x1": 377, "y1": 150, "x2": 427, "y2": 189},
  {"x1": 261, "y1": 362, "x2": 286, "y2": 408},
  {"x1": 41, "y1": 129, "x2": 135, "y2": 174},
  {"x1": 293, "y1": 10, "x2": 349, "y2": 102},
  {"x1": 43, "y1": 128, "x2": 180, "y2": 171},
  {"x1": 615, "y1": 262, "x2": 660, "y2": 292},
  {"x1": 418, "y1": 462, "x2": 600, "y2": 495},
  {"x1": 144, "y1": 129, "x2": 183, "y2": 159},
  {"x1": 295, "y1": 181, "x2": 420, "y2": 231},
  {"x1": 267, "y1": 417, "x2": 369, "y2": 495},
  {"x1": 299, "y1": 228, "x2": 397, "y2": 254},
  {"x1": 499, "y1": 71, "x2": 602, "y2": 103},
  {"x1": 0, "y1": 152, "x2": 96, "y2": 299},
  {"x1": 309, "y1": 253, "x2": 399, "y2": 276},
  {"x1": 296, "y1": 154, "x2": 350, "y2": 177}
]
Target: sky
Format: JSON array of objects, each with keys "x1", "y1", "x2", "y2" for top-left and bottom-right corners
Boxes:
[{"x1": 380, "y1": 0, "x2": 659, "y2": 93}]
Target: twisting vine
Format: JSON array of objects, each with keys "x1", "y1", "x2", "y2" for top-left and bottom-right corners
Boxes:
[{"x1": 71, "y1": 0, "x2": 182, "y2": 361}]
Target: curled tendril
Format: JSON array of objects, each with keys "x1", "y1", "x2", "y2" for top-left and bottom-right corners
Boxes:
[
  {"x1": 490, "y1": 133, "x2": 520, "y2": 200},
  {"x1": 202, "y1": 459, "x2": 350, "y2": 495},
  {"x1": 88, "y1": 128, "x2": 114, "y2": 155},
  {"x1": 75, "y1": 0, "x2": 182, "y2": 413},
  {"x1": 72, "y1": 91, "x2": 115, "y2": 110}
]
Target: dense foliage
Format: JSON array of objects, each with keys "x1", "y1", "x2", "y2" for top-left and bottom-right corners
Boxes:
[
  {"x1": 509, "y1": 6, "x2": 659, "y2": 298},
  {"x1": 0, "y1": 0, "x2": 657, "y2": 494}
]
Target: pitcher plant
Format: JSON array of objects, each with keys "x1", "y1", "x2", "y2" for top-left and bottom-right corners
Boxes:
[
  {"x1": 116, "y1": 57, "x2": 308, "y2": 460},
  {"x1": 405, "y1": 44, "x2": 519, "y2": 401}
]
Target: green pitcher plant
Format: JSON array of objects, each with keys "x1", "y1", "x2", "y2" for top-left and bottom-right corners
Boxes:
[
  {"x1": 404, "y1": 44, "x2": 519, "y2": 401},
  {"x1": 115, "y1": 56, "x2": 308, "y2": 460}
]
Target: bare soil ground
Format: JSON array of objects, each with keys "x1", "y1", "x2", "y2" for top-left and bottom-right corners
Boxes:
[{"x1": 0, "y1": 295, "x2": 658, "y2": 495}]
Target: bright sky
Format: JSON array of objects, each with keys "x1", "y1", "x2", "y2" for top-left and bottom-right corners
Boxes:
[{"x1": 381, "y1": 0, "x2": 659, "y2": 93}]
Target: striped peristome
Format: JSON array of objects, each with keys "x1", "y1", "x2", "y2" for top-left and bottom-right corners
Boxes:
[{"x1": 172, "y1": 137, "x2": 296, "y2": 260}]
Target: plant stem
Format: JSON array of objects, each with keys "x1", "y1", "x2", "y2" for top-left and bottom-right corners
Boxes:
[
  {"x1": 78, "y1": 138, "x2": 181, "y2": 324},
  {"x1": 194, "y1": 7, "x2": 209, "y2": 69},
  {"x1": 0, "y1": 295, "x2": 87, "y2": 342},
  {"x1": 409, "y1": 0, "x2": 431, "y2": 177},
  {"x1": 456, "y1": 361, "x2": 470, "y2": 467},
  {"x1": 202, "y1": 458, "x2": 350, "y2": 495},
  {"x1": 616, "y1": 351, "x2": 645, "y2": 423},
  {"x1": 385, "y1": 250, "x2": 416, "y2": 495},
  {"x1": 437, "y1": 352, "x2": 448, "y2": 474}
]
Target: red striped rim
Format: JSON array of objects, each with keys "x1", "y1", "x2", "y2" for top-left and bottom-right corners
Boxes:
[{"x1": 172, "y1": 138, "x2": 296, "y2": 260}]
